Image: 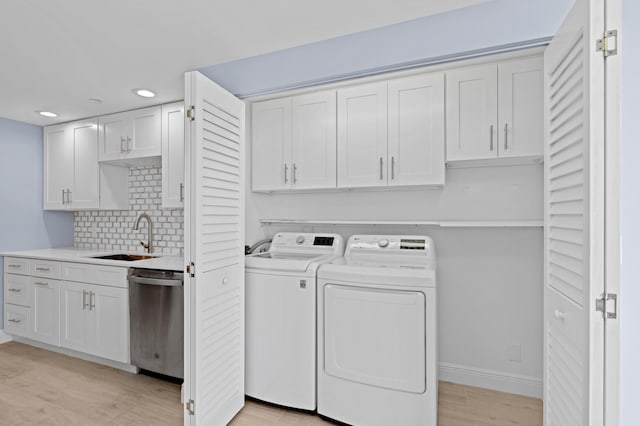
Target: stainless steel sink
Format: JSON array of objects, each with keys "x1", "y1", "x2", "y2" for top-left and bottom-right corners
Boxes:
[{"x1": 91, "y1": 254, "x2": 158, "y2": 261}]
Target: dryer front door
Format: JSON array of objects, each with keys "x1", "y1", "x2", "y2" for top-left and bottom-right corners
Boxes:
[{"x1": 323, "y1": 284, "x2": 426, "y2": 393}]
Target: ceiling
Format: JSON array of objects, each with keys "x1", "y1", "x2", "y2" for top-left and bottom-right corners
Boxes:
[{"x1": 0, "y1": 0, "x2": 488, "y2": 126}]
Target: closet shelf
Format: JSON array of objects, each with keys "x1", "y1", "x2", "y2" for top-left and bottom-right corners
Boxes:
[{"x1": 258, "y1": 219, "x2": 543, "y2": 228}]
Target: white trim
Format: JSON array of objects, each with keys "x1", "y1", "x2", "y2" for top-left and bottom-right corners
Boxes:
[
  {"x1": 439, "y1": 362, "x2": 542, "y2": 399},
  {"x1": 243, "y1": 47, "x2": 546, "y2": 103},
  {"x1": 11, "y1": 337, "x2": 138, "y2": 374},
  {"x1": 0, "y1": 330, "x2": 13, "y2": 344}
]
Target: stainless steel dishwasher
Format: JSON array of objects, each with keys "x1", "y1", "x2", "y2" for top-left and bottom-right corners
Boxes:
[{"x1": 129, "y1": 268, "x2": 184, "y2": 379}]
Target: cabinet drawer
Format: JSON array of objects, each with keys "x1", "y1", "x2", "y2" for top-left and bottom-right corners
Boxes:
[
  {"x1": 4, "y1": 274, "x2": 30, "y2": 307},
  {"x1": 4, "y1": 257, "x2": 29, "y2": 275},
  {"x1": 61, "y1": 262, "x2": 128, "y2": 288},
  {"x1": 4, "y1": 304, "x2": 30, "y2": 338},
  {"x1": 30, "y1": 260, "x2": 61, "y2": 279}
]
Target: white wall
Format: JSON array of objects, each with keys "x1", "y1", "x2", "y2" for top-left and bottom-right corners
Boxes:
[{"x1": 620, "y1": 0, "x2": 639, "y2": 423}]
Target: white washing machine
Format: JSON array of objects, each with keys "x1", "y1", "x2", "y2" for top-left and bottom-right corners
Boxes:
[
  {"x1": 245, "y1": 232, "x2": 344, "y2": 410},
  {"x1": 317, "y1": 234, "x2": 438, "y2": 426}
]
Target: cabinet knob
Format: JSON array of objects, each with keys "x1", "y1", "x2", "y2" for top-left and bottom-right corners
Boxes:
[
  {"x1": 222, "y1": 277, "x2": 229, "y2": 285},
  {"x1": 554, "y1": 309, "x2": 566, "y2": 321}
]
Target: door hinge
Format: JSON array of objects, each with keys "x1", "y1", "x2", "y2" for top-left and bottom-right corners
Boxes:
[
  {"x1": 185, "y1": 399, "x2": 195, "y2": 415},
  {"x1": 596, "y1": 293, "x2": 617, "y2": 319},
  {"x1": 186, "y1": 261, "x2": 195, "y2": 277},
  {"x1": 186, "y1": 105, "x2": 195, "y2": 122},
  {"x1": 596, "y1": 29, "x2": 618, "y2": 57}
]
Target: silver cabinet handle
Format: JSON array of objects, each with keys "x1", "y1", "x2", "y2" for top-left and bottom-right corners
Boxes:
[
  {"x1": 120, "y1": 136, "x2": 126, "y2": 153},
  {"x1": 83, "y1": 290, "x2": 89, "y2": 310},
  {"x1": 379, "y1": 157, "x2": 384, "y2": 180},
  {"x1": 8, "y1": 318, "x2": 21, "y2": 324},
  {"x1": 68, "y1": 189, "x2": 72, "y2": 204},
  {"x1": 126, "y1": 136, "x2": 132, "y2": 153},
  {"x1": 179, "y1": 183, "x2": 184, "y2": 202},
  {"x1": 35, "y1": 267, "x2": 50, "y2": 272},
  {"x1": 391, "y1": 156, "x2": 395, "y2": 180},
  {"x1": 8, "y1": 288, "x2": 21, "y2": 293},
  {"x1": 292, "y1": 163, "x2": 297, "y2": 184},
  {"x1": 62, "y1": 189, "x2": 66, "y2": 204},
  {"x1": 34, "y1": 281, "x2": 48, "y2": 286},
  {"x1": 489, "y1": 125, "x2": 494, "y2": 151},
  {"x1": 89, "y1": 291, "x2": 95, "y2": 310},
  {"x1": 504, "y1": 123, "x2": 509, "y2": 150},
  {"x1": 8, "y1": 264, "x2": 21, "y2": 268},
  {"x1": 284, "y1": 163, "x2": 289, "y2": 184}
]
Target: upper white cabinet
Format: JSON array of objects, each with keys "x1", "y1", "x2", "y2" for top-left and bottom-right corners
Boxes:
[
  {"x1": 98, "y1": 106, "x2": 161, "y2": 162},
  {"x1": 44, "y1": 119, "x2": 100, "y2": 210},
  {"x1": 337, "y1": 75, "x2": 445, "y2": 188},
  {"x1": 252, "y1": 90, "x2": 337, "y2": 191},
  {"x1": 161, "y1": 101, "x2": 185, "y2": 208},
  {"x1": 337, "y1": 82, "x2": 388, "y2": 188},
  {"x1": 388, "y1": 73, "x2": 445, "y2": 186},
  {"x1": 44, "y1": 119, "x2": 128, "y2": 211},
  {"x1": 446, "y1": 56, "x2": 543, "y2": 162},
  {"x1": 497, "y1": 57, "x2": 544, "y2": 158}
]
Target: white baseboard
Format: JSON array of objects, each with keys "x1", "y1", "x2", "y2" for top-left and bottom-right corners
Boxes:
[
  {"x1": 439, "y1": 362, "x2": 542, "y2": 399},
  {"x1": 0, "y1": 330, "x2": 13, "y2": 344}
]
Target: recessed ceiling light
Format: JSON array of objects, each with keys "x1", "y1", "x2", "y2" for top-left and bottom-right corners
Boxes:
[
  {"x1": 36, "y1": 110, "x2": 58, "y2": 118},
  {"x1": 88, "y1": 98, "x2": 103, "y2": 104},
  {"x1": 132, "y1": 88, "x2": 156, "y2": 98}
]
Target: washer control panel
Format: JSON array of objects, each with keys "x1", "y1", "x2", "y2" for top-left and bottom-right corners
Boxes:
[
  {"x1": 346, "y1": 235, "x2": 434, "y2": 258},
  {"x1": 270, "y1": 233, "x2": 344, "y2": 255}
]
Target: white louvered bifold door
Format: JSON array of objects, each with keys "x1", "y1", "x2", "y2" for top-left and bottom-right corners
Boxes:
[
  {"x1": 543, "y1": 0, "x2": 607, "y2": 425},
  {"x1": 184, "y1": 71, "x2": 245, "y2": 426}
]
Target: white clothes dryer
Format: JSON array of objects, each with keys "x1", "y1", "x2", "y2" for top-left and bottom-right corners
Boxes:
[
  {"x1": 317, "y1": 235, "x2": 438, "y2": 426},
  {"x1": 245, "y1": 232, "x2": 344, "y2": 410}
]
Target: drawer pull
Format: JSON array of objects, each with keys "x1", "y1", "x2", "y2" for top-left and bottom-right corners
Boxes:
[
  {"x1": 8, "y1": 264, "x2": 21, "y2": 268},
  {"x1": 89, "y1": 291, "x2": 96, "y2": 310},
  {"x1": 34, "y1": 282, "x2": 49, "y2": 286},
  {"x1": 8, "y1": 319, "x2": 21, "y2": 324},
  {"x1": 8, "y1": 288, "x2": 22, "y2": 293},
  {"x1": 36, "y1": 267, "x2": 51, "y2": 272}
]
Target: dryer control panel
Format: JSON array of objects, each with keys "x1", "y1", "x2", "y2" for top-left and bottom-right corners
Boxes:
[{"x1": 345, "y1": 235, "x2": 435, "y2": 261}]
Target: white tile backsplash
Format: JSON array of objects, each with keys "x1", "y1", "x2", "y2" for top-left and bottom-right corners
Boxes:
[{"x1": 74, "y1": 165, "x2": 184, "y2": 255}]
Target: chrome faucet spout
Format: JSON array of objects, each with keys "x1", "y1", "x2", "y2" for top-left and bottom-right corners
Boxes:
[{"x1": 133, "y1": 213, "x2": 154, "y2": 253}]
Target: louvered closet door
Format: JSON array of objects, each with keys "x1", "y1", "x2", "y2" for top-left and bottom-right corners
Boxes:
[
  {"x1": 184, "y1": 71, "x2": 245, "y2": 426},
  {"x1": 544, "y1": 0, "x2": 607, "y2": 424}
]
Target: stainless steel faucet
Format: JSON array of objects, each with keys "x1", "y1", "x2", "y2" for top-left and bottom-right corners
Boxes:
[{"x1": 133, "y1": 213, "x2": 154, "y2": 253}]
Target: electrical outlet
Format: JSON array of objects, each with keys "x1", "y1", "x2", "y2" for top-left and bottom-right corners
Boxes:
[{"x1": 508, "y1": 344, "x2": 522, "y2": 362}]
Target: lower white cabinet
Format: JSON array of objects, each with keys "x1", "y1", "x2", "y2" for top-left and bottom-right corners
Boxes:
[
  {"x1": 3, "y1": 257, "x2": 130, "y2": 365},
  {"x1": 30, "y1": 277, "x2": 60, "y2": 346},
  {"x1": 60, "y1": 281, "x2": 129, "y2": 364}
]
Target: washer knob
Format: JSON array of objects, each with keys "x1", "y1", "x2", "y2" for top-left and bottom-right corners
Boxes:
[
  {"x1": 378, "y1": 239, "x2": 389, "y2": 248},
  {"x1": 296, "y1": 236, "x2": 305, "y2": 244}
]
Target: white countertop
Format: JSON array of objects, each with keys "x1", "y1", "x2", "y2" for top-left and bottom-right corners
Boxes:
[{"x1": 2, "y1": 247, "x2": 184, "y2": 272}]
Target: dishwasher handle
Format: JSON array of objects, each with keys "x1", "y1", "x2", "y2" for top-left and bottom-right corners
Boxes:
[{"x1": 129, "y1": 276, "x2": 183, "y2": 287}]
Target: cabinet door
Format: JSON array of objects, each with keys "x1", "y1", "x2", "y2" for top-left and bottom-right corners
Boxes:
[
  {"x1": 70, "y1": 119, "x2": 100, "y2": 209},
  {"x1": 128, "y1": 106, "x2": 161, "y2": 159},
  {"x1": 251, "y1": 98, "x2": 292, "y2": 191},
  {"x1": 337, "y1": 82, "x2": 388, "y2": 188},
  {"x1": 59, "y1": 281, "x2": 89, "y2": 353},
  {"x1": 498, "y1": 57, "x2": 544, "y2": 158},
  {"x1": 388, "y1": 73, "x2": 445, "y2": 186},
  {"x1": 162, "y1": 102, "x2": 185, "y2": 208},
  {"x1": 98, "y1": 111, "x2": 129, "y2": 161},
  {"x1": 291, "y1": 90, "x2": 337, "y2": 189},
  {"x1": 30, "y1": 278, "x2": 60, "y2": 346},
  {"x1": 44, "y1": 124, "x2": 73, "y2": 210},
  {"x1": 86, "y1": 284, "x2": 129, "y2": 363},
  {"x1": 446, "y1": 64, "x2": 498, "y2": 161}
]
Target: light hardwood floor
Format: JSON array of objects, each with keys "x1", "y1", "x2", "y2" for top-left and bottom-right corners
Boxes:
[{"x1": 0, "y1": 342, "x2": 541, "y2": 425}]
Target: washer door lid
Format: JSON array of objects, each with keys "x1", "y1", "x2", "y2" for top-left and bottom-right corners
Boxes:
[{"x1": 323, "y1": 284, "x2": 426, "y2": 393}]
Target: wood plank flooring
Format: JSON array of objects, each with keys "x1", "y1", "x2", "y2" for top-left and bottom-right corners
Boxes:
[{"x1": 0, "y1": 341, "x2": 541, "y2": 425}]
